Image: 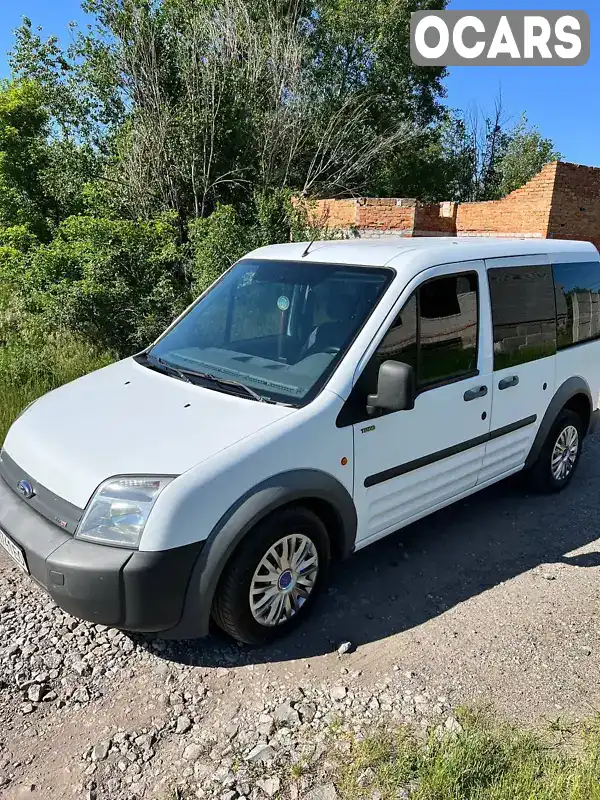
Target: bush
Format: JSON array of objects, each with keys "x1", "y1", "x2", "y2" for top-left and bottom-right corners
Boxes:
[
  {"x1": 10, "y1": 213, "x2": 193, "y2": 355},
  {"x1": 189, "y1": 204, "x2": 253, "y2": 295},
  {"x1": 1, "y1": 188, "x2": 338, "y2": 361},
  {"x1": 0, "y1": 322, "x2": 114, "y2": 443},
  {"x1": 1, "y1": 189, "x2": 329, "y2": 360},
  {"x1": 188, "y1": 190, "x2": 301, "y2": 296}
]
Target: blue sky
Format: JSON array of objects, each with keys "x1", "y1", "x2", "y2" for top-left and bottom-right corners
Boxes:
[
  {"x1": 445, "y1": 0, "x2": 599, "y2": 166},
  {"x1": 0, "y1": 0, "x2": 597, "y2": 166}
]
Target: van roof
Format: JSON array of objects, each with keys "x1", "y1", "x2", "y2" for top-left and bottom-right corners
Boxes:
[{"x1": 246, "y1": 237, "x2": 599, "y2": 269}]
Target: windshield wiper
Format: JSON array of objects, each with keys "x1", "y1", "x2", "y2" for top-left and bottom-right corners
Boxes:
[
  {"x1": 202, "y1": 374, "x2": 268, "y2": 403},
  {"x1": 155, "y1": 357, "x2": 193, "y2": 384},
  {"x1": 150, "y1": 355, "x2": 270, "y2": 403},
  {"x1": 144, "y1": 353, "x2": 279, "y2": 403},
  {"x1": 183, "y1": 370, "x2": 268, "y2": 402}
]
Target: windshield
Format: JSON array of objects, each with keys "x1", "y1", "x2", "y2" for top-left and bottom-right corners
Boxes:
[{"x1": 147, "y1": 259, "x2": 393, "y2": 405}]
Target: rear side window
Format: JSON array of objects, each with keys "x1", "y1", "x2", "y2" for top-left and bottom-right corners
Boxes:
[
  {"x1": 553, "y1": 262, "x2": 600, "y2": 349},
  {"x1": 488, "y1": 266, "x2": 557, "y2": 369}
]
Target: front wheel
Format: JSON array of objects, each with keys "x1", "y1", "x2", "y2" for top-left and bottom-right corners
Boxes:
[
  {"x1": 527, "y1": 409, "x2": 584, "y2": 493},
  {"x1": 212, "y1": 506, "x2": 331, "y2": 645}
]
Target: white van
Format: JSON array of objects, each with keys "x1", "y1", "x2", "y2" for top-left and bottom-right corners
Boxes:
[{"x1": 1, "y1": 238, "x2": 599, "y2": 644}]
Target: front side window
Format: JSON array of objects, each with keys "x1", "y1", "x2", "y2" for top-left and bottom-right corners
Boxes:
[
  {"x1": 553, "y1": 261, "x2": 600, "y2": 349},
  {"x1": 489, "y1": 265, "x2": 557, "y2": 369},
  {"x1": 419, "y1": 273, "x2": 478, "y2": 384},
  {"x1": 362, "y1": 272, "x2": 478, "y2": 396},
  {"x1": 373, "y1": 294, "x2": 418, "y2": 374},
  {"x1": 147, "y1": 259, "x2": 393, "y2": 405}
]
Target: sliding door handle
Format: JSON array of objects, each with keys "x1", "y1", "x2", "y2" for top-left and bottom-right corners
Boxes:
[
  {"x1": 498, "y1": 375, "x2": 519, "y2": 390},
  {"x1": 464, "y1": 385, "x2": 488, "y2": 402}
]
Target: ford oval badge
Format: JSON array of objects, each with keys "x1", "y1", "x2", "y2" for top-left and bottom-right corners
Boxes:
[{"x1": 17, "y1": 480, "x2": 35, "y2": 500}]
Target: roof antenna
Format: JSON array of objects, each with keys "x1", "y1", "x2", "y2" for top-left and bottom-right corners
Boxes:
[{"x1": 301, "y1": 236, "x2": 317, "y2": 258}]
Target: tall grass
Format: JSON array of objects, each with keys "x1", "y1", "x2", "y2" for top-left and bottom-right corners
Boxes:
[
  {"x1": 336, "y1": 709, "x2": 600, "y2": 800},
  {"x1": 0, "y1": 333, "x2": 114, "y2": 443}
]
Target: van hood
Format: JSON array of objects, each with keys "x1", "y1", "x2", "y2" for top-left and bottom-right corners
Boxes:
[{"x1": 2, "y1": 358, "x2": 295, "y2": 509}]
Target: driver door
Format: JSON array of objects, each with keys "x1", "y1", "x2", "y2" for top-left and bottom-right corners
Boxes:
[{"x1": 351, "y1": 261, "x2": 492, "y2": 548}]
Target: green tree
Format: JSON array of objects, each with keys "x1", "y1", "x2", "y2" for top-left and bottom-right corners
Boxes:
[
  {"x1": 431, "y1": 103, "x2": 561, "y2": 203},
  {"x1": 10, "y1": 19, "x2": 107, "y2": 221},
  {"x1": 10, "y1": 0, "x2": 448, "y2": 224},
  {"x1": 0, "y1": 77, "x2": 102, "y2": 237},
  {"x1": 9, "y1": 17, "x2": 99, "y2": 139},
  {"x1": 0, "y1": 80, "x2": 51, "y2": 236},
  {"x1": 308, "y1": 0, "x2": 448, "y2": 196},
  {"x1": 496, "y1": 115, "x2": 560, "y2": 198}
]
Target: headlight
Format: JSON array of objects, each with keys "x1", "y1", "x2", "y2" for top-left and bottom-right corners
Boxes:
[{"x1": 76, "y1": 476, "x2": 174, "y2": 548}]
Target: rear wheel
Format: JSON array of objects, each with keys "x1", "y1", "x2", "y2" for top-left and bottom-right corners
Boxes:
[
  {"x1": 527, "y1": 409, "x2": 584, "y2": 493},
  {"x1": 212, "y1": 506, "x2": 330, "y2": 645}
]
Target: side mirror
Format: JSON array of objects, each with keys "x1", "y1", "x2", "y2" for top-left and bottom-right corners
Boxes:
[{"x1": 367, "y1": 360, "x2": 416, "y2": 413}]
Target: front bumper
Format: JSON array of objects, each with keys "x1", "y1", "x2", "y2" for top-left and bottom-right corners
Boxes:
[{"x1": 0, "y1": 474, "x2": 203, "y2": 632}]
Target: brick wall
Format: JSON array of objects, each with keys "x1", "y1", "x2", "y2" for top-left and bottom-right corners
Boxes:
[
  {"x1": 356, "y1": 199, "x2": 415, "y2": 234},
  {"x1": 548, "y1": 162, "x2": 600, "y2": 251},
  {"x1": 306, "y1": 197, "x2": 417, "y2": 234},
  {"x1": 304, "y1": 162, "x2": 600, "y2": 250},
  {"x1": 414, "y1": 202, "x2": 458, "y2": 237},
  {"x1": 308, "y1": 198, "x2": 357, "y2": 228},
  {"x1": 454, "y1": 162, "x2": 557, "y2": 239}
]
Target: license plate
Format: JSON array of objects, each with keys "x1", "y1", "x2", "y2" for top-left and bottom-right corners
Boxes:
[{"x1": 0, "y1": 527, "x2": 29, "y2": 573}]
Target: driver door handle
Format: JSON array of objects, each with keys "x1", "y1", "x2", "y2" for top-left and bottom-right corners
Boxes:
[
  {"x1": 463, "y1": 385, "x2": 488, "y2": 402},
  {"x1": 498, "y1": 375, "x2": 519, "y2": 390}
]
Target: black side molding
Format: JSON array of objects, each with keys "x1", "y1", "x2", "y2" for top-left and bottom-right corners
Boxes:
[{"x1": 364, "y1": 415, "x2": 537, "y2": 488}]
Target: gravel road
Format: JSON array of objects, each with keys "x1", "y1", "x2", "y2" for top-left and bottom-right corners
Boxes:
[{"x1": 2, "y1": 433, "x2": 600, "y2": 799}]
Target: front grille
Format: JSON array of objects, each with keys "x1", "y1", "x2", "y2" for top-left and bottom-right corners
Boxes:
[{"x1": 0, "y1": 450, "x2": 83, "y2": 534}]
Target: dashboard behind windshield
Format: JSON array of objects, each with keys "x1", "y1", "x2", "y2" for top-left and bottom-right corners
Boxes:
[{"x1": 148, "y1": 259, "x2": 393, "y2": 405}]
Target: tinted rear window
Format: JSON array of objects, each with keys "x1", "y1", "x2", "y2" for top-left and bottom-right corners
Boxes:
[
  {"x1": 488, "y1": 266, "x2": 557, "y2": 369},
  {"x1": 553, "y1": 261, "x2": 600, "y2": 349}
]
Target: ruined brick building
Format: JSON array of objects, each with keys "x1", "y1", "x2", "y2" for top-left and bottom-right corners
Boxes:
[{"x1": 308, "y1": 161, "x2": 600, "y2": 252}]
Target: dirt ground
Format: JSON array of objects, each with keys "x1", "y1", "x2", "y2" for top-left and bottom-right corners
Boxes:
[{"x1": 2, "y1": 433, "x2": 600, "y2": 798}]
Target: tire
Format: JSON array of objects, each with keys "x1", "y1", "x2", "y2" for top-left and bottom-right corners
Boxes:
[
  {"x1": 211, "y1": 506, "x2": 331, "y2": 645},
  {"x1": 527, "y1": 409, "x2": 584, "y2": 493}
]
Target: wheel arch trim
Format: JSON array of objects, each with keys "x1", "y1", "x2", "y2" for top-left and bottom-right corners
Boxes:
[
  {"x1": 162, "y1": 469, "x2": 357, "y2": 639},
  {"x1": 525, "y1": 376, "x2": 593, "y2": 470}
]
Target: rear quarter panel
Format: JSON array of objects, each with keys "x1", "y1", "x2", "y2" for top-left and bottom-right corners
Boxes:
[{"x1": 555, "y1": 342, "x2": 600, "y2": 414}]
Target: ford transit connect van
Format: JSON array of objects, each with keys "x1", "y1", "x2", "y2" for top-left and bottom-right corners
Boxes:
[{"x1": 1, "y1": 237, "x2": 599, "y2": 644}]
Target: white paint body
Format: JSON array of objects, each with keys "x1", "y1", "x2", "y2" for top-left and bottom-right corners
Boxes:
[{"x1": 3, "y1": 237, "x2": 599, "y2": 553}]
